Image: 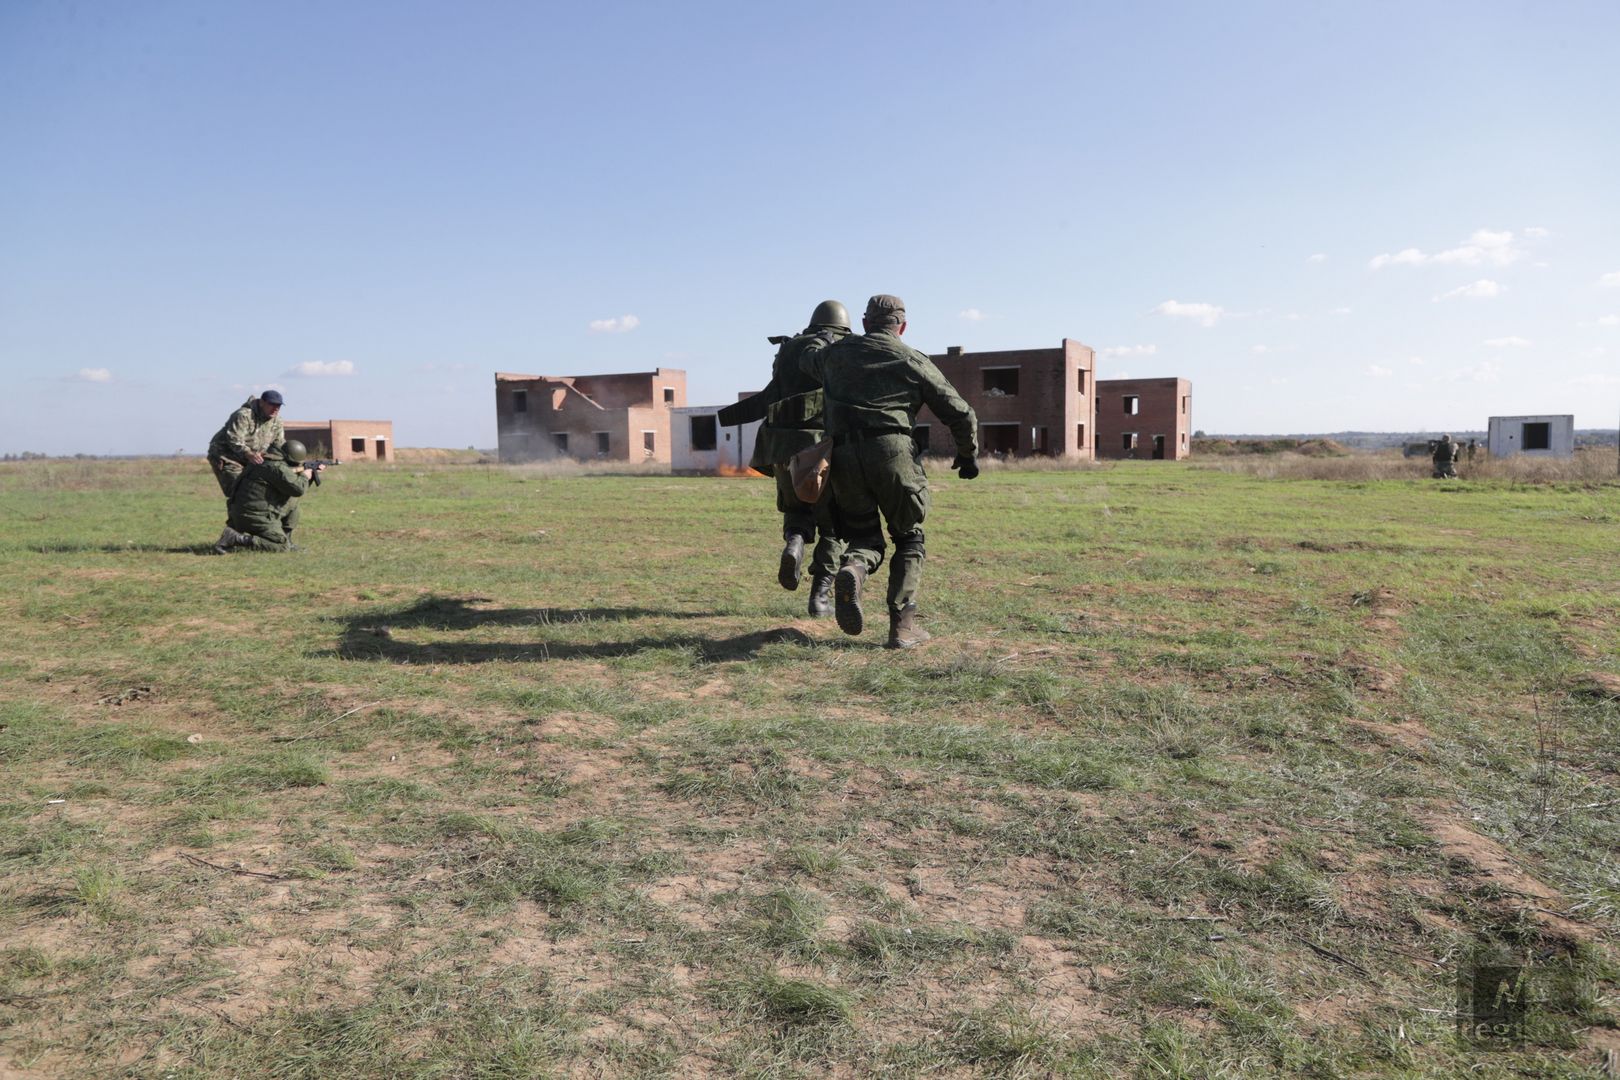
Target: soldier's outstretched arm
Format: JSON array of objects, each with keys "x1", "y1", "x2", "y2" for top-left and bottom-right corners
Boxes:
[
  {"x1": 717, "y1": 379, "x2": 780, "y2": 427},
  {"x1": 796, "y1": 334, "x2": 835, "y2": 382},
  {"x1": 915, "y1": 359, "x2": 979, "y2": 460}
]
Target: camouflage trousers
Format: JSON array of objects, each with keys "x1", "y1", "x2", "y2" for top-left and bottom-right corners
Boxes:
[
  {"x1": 1432, "y1": 462, "x2": 1458, "y2": 478},
  {"x1": 829, "y1": 433, "x2": 930, "y2": 616},
  {"x1": 208, "y1": 455, "x2": 244, "y2": 499},
  {"x1": 776, "y1": 470, "x2": 845, "y2": 580}
]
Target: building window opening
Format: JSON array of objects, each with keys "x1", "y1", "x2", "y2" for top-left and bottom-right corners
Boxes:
[
  {"x1": 1522, "y1": 422, "x2": 1550, "y2": 450},
  {"x1": 1123, "y1": 395, "x2": 1140, "y2": 415},
  {"x1": 981, "y1": 367, "x2": 1019, "y2": 396},
  {"x1": 912, "y1": 424, "x2": 931, "y2": 455},
  {"x1": 553, "y1": 432, "x2": 569, "y2": 454},
  {"x1": 1122, "y1": 432, "x2": 1137, "y2": 451},
  {"x1": 1076, "y1": 422, "x2": 1086, "y2": 449},
  {"x1": 1181, "y1": 395, "x2": 1188, "y2": 415},
  {"x1": 662, "y1": 387, "x2": 675, "y2": 405},
  {"x1": 1032, "y1": 426, "x2": 1050, "y2": 454},
  {"x1": 1180, "y1": 432, "x2": 1188, "y2": 448},
  {"x1": 375, "y1": 439, "x2": 387, "y2": 460},
  {"x1": 643, "y1": 431, "x2": 656, "y2": 457},
  {"x1": 981, "y1": 423, "x2": 1019, "y2": 455},
  {"x1": 351, "y1": 437, "x2": 366, "y2": 454},
  {"x1": 513, "y1": 389, "x2": 527, "y2": 413},
  {"x1": 690, "y1": 415, "x2": 717, "y2": 451},
  {"x1": 596, "y1": 432, "x2": 610, "y2": 456},
  {"x1": 1152, "y1": 434, "x2": 1166, "y2": 460},
  {"x1": 1077, "y1": 370, "x2": 1087, "y2": 395}
]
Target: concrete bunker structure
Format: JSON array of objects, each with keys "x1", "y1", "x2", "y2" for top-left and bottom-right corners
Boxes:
[
  {"x1": 1487, "y1": 414, "x2": 1574, "y2": 458},
  {"x1": 669, "y1": 403, "x2": 760, "y2": 474},
  {"x1": 495, "y1": 368, "x2": 686, "y2": 463},
  {"x1": 280, "y1": 419, "x2": 394, "y2": 462}
]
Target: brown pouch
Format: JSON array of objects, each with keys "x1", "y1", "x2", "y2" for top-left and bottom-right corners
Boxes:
[{"x1": 788, "y1": 437, "x2": 834, "y2": 503}]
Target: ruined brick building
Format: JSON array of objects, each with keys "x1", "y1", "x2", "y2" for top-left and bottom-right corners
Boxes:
[
  {"x1": 280, "y1": 419, "x2": 394, "y2": 462},
  {"x1": 494, "y1": 369, "x2": 687, "y2": 463},
  {"x1": 1094, "y1": 377, "x2": 1193, "y2": 460}
]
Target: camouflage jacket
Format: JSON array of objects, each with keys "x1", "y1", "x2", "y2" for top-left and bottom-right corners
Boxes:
[
  {"x1": 1432, "y1": 440, "x2": 1460, "y2": 465},
  {"x1": 227, "y1": 459, "x2": 309, "y2": 533},
  {"x1": 747, "y1": 327, "x2": 849, "y2": 470},
  {"x1": 799, "y1": 330, "x2": 979, "y2": 459},
  {"x1": 208, "y1": 398, "x2": 285, "y2": 463}
]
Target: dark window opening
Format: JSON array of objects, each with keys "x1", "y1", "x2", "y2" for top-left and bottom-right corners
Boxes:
[
  {"x1": 912, "y1": 424, "x2": 931, "y2": 455},
  {"x1": 1522, "y1": 422, "x2": 1550, "y2": 451},
  {"x1": 596, "y1": 432, "x2": 610, "y2": 456},
  {"x1": 513, "y1": 389, "x2": 527, "y2": 413},
  {"x1": 553, "y1": 432, "x2": 569, "y2": 454},
  {"x1": 981, "y1": 367, "x2": 1019, "y2": 396},
  {"x1": 1032, "y1": 426, "x2": 1050, "y2": 454},
  {"x1": 1077, "y1": 370, "x2": 1087, "y2": 394},
  {"x1": 1180, "y1": 395, "x2": 1189, "y2": 415},
  {"x1": 375, "y1": 439, "x2": 387, "y2": 460},
  {"x1": 643, "y1": 431, "x2": 656, "y2": 456},
  {"x1": 662, "y1": 387, "x2": 675, "y2": 405},
  {"x1": 1122, "y1": 432, "x2": 1137, "y2": 451},
  {"x1": 690, "y1": 415, "x2": 717, "y2": 451},
  {"x1": 1152, "y1": 434, "x2": 1166, "y2": 460},
  {"x1": 1123, "y1": 395, "x2": 1139, "y2": 415},
  {"x1": 981, "y1": 423, "x2": 1019, "y2": 455},
  {"x1": 1076, "y1": 423, "x2": 1086, "y2": 449},
  {"x1": 350, "y1": 437, "x2": 366, "y2": 453}
]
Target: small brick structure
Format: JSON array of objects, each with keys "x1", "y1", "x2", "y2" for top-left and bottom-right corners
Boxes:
[
  {"x1": 495, "y1": 369, "x2": 686, "y2": 463},
  {"x1": 1094, "y1": 378, "x2": 1193, "y2": 460},
  {"x1": 280, "y1": 419, "x2": 394, "y2": 462},
  {"x1": 917, "y1": 340, "x2": 1098, "y2": 459}
]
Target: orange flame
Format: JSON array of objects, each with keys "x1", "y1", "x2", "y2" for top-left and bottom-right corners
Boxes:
[{"x1": 714, "y1": 463, "x2": 761, "y2": 478}]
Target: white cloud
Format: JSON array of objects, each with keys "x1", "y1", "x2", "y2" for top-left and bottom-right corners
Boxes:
[
  {"x1": 287, "y1": 360, "x2": 356, "y2": 377},
  {"x1": 1448, "y1": 360, "x2": 1502, "y2": 384},
  {"x1": 1582, "y1": 346, "x2": 1610, "y2": 359},
  {"x1": 1251, "y1": 345, "x2": 1271, "y2": 355},
  {"x1": 1370, "y1": 228, "x2": 1525, "y2": 270},
  {"x1": 72, "y1": 367, "x2": 113, "y2": 383},
  {"x1": 1524, "y1": 226, "x2": 1550, "y2": 239},
  {"x1": 1597, "y1": 315, "x2": 1620, "y2": 327},
  {"x1": 1599, "y1": 272, "x2": 1620, "y2": 289},
  {"x1": 1268, "y1": 377, "x2": 1291, "y2": 386},
  {"x1": 1307, "y1": 253, "x2": 1327, "y2": 264},
  {"x1": 1099, "y1": 344, "x2": 1157, "y2": 358},
  {"x1": 1365, "y1": 364, "x2": 1393, "y2": 377},
  {"x1": 957, "y1": 308, "x2": 987, "y2": 322},
  {"x1": 1329, "y1": 307, "x2": 1352, "y2": 315},
  {"x1": 588, "y1": 314, "x2": 641, "y2": 334},
  {"x1": 1568, "y1": 371, "x2": 1620, "y2": 385},
  {"x1": 1152, "y1": 300, "x2": 1224, "y2": 327},
  {"x1": 1482, "y1": 336, "x2": 1532, "y2": 348},
  {"x1": 1433, "y1": 279, "x2": 1503, "y2": 302},
  {"x1": 1408, "y1": 356, "x2": 1426, "y2": 366}
]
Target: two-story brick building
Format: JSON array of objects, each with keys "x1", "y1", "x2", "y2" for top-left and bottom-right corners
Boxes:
[
  {"x1": 1094, "y1": 377, "x2": 1193, "y2": 460},
  {"x1": 916, "y1": 339, "x2": 1098, "y2": 459},
  {"x1": 494, "y1": 368, "x2": 686, "y2": 463}
]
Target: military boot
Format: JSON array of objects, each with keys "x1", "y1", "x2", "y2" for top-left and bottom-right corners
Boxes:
[
  {"x1": 807, "y1": 574, "x2": 834, "y2": 618},
  {"x1": 778, "y1": 534, "x2": 805, "y2": 590},
  {"x1": 212, "y1": 526, "x2": 248, "y2": 555},
  {"x1": 834, "y1": 561, "x2": 866, "y2": 636},
  {"x1": 885, "y1": 604, "x2": 932, "y2": 650}
]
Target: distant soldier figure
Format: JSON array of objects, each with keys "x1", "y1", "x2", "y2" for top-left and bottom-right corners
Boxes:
[
  {"x1": 1467, "y1": 438, "x2": 1478, "y2": 462},
  {"x1": 215, "y1": 440, "x2": 324, "y2": 553},
  {"x1": 799, "y1": 295, "x2": 979, "y2": 649},
  {"x1": 1432, "y1": 433, "x2": 1461, "y2": 478},
  {"x1": 207, "y1": 390, "x2": 286, "y2": 499},
  {"x1": 717, "y1": 301, "x2": 851, "y2": 617}
]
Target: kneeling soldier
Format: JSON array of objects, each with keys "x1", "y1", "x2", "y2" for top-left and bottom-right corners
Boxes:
[{"x1": 215, "y1": 440, "x2": 323, "y2": 553}]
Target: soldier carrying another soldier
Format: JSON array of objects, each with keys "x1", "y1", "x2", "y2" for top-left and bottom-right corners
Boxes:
[
  {"x1": 1432, "y1": 433, "x2": 1461, "y2": 479},
  {"x1": 717, "y1": 300, "x2": 851, "y2": 617},
  {"x1": 214, "y1": 440, "x2": 326, "y2": 553},
  {"x1": 799, "y1": 295, "x2": 979, "y2": 649},
  {"x1": 207, "y1": 390, "x2": 286, "y2": 499}
]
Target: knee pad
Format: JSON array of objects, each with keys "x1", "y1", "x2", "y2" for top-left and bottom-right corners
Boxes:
[{"x1": 893, "y1": 529, "x2": 926, "y2": 560}]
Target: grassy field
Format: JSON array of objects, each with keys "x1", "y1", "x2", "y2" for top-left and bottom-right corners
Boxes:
[{"x1": 2, "y1": 455, "x2": 1618, "y2": 1078}]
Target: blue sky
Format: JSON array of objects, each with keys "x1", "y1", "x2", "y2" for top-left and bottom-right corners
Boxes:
[{"x1": 3, "y1": 1, "x2": 1617, "y2": 454}]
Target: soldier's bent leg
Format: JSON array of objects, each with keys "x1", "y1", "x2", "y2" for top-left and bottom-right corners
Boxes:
[
  {"x1": 886, "y1": 529, "x2": 926, "y2": 615},
  {"x1": 209, "y1": 456, "x2": 243, "y2": 499},
  {"x1": 776, "y1": 473, "x2": 814, "y2": 589}
]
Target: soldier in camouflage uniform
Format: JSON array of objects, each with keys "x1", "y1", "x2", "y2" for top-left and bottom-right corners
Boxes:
[
  {"x1": 799, "y1": 295, "x2": 979, "y2": 649},
  {"x1": 215, "y1": 440, "x2": 323, "y2": 553},
  {"x1": 207, "y1": 390, "x2": 286, "y2": 499},
  {"x1": 1432, "y1": 433, "x2": 1461, "y2": 478},
  {"x1": 718, "y1": 301, "x2": 851, "y2": 617}
]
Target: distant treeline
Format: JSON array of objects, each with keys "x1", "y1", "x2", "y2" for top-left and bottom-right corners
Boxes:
[{"x1": 1200, "y1": 430, "x2": 1618, "y2": 450}]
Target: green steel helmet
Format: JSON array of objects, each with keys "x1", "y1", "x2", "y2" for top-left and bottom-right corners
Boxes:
[
  {"x1": 808, "y1": 300, "x2": 850, "y2": 331},
  {"x1": 283, "y1": 440, "x2": 308, "y2": 464}
]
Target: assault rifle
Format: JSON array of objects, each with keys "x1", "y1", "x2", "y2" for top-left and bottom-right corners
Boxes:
[{"x1": 304, "y1": 460, "x2": 339, "y2": 485}]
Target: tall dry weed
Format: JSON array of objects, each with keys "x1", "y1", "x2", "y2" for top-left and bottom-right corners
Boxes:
[{"x1": 1195, "y1": 447, "x2": 1618, "y2": 484}]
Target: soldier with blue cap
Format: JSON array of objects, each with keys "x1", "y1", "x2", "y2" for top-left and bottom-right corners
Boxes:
[{"x1": 207, "y1": 390, "x2": 286, "y2": 499}]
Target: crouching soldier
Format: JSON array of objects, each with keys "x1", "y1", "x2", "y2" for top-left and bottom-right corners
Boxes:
[
  {"x1": 214, "y1": 440, "x2": 324, "y2": 553},
  {"x1": 207, "y1": 390, "x2": 285, "y2": 500},
  {"x1": 1431, "y1": 433, "x2": 1461, "y2": 479}
]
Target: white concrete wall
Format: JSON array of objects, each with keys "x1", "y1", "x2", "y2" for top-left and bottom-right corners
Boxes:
[
  {"x1": 669, "y1": 406, "x2": 761, "y2": 472},
  {"x1": 1487, "y1": 414, "x2": 1575, "y2": 458}
]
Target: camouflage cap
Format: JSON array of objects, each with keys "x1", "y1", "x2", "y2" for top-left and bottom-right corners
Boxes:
[{"x1": 864, "y1": 294, "x2": 906, "y2": 329}]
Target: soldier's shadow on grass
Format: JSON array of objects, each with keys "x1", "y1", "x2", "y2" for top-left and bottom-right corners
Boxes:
[
  {"x1": 321, "y1": 595, "x2": 815, "y2": 664},
  {"x1": 30, "y1": 542, "x2": 217, "y2": 555}
]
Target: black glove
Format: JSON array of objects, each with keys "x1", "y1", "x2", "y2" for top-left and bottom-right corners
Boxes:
[{"x1": 952, "y1": 455, "x2": 979, "y2": 480}]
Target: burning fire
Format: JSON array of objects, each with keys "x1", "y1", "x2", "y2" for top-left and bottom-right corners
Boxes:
[{"x1": 714, "y1": 463, "x2": 761, "y2": 478}]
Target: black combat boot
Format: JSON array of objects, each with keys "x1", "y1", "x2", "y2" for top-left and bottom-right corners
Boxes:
[
  {"x1": 834, "y1": 561, "x2": 866, "y2": 636},
  {"x1": 885, "y1": 604, "x2": 932, "y2": 650},
  {"x1": 778, "y1": 534, "x2": 806, "y2": 590},
  {"x1": 212, "y1": 526, "x2": 248, "y2": 555},
  {"x1": 807, "y1": 574, "x2": 834, "y2": 618}
]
